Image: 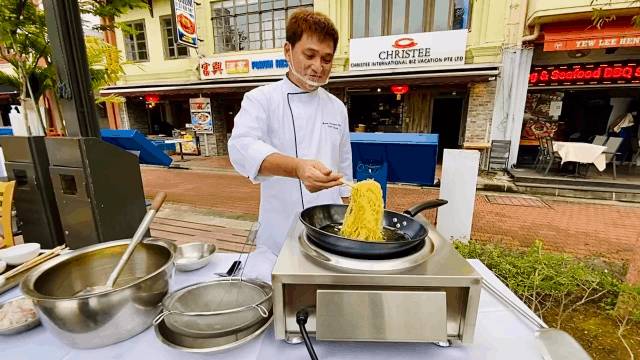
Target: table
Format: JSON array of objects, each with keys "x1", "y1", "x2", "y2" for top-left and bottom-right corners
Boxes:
[
  {"x1": 553, "y1": 141, "x2": 607, "y2": 171},
  {"x1": 2, "y1": 254, "x2": 545, "y2": 360},
  {"x1": 163, "y1": 139, "x2": 191, "y2": 160}
]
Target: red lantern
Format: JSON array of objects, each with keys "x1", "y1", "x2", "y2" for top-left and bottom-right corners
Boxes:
[
  {"x1": 390, "y1": 85, "x2": 409, "y2": 100},
  {"x1": 145, "y1": 94, "x2": 160, "y2": 108}
]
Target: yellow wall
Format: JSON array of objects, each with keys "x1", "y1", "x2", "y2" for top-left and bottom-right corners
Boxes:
[
  {"x1": 115, "y1": 0, "x2": 201, "y2": 83},
  {"x1": 115, "y1": 0, "x2": 514, "y2": 84},
  {"x1": 466, "y1": 0, "x2": 510, "y2": 63},
  {"x1": 527, "y1": 0, "x2": 640, "y2": 25}
]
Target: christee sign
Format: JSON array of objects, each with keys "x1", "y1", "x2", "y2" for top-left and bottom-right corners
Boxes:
[{"x1": 349, "y1": 29, "x2": 467, "y2": 71}]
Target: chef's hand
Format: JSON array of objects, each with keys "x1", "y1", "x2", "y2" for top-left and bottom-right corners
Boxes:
[{"x1": 295, "y1": 159, "x2": 343, "y2": 193}]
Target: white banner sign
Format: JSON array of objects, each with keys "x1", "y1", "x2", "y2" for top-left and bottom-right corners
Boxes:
[
  {"x1": 349, "y1": 30, "x2": 468, "y2": 71},
  {"x1": 200, "y1": 52, "x2": 288, "y2": 80}
]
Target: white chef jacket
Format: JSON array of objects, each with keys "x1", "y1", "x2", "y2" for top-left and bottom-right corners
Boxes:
[{"x1": 228, "y1": 76, "x2": 353, "y2": 257}]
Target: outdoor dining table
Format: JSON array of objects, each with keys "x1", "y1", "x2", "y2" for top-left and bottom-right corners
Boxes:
[
  {"x1": 553, "y1": 141, "x2": 607, "y2": 172},
  {"x1": 1, "y1": 253, "x2": 548, "y2": 360}
]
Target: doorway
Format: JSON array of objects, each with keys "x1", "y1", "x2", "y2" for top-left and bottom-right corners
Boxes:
[{"x1": 431, "y1": 97, "x2": 465, "y2": 160}]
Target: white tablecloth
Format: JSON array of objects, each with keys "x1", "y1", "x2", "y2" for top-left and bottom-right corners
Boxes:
[
  {"x1": 553, "y1": 141, "x2": 607, "y2": 171},
  {"x1": 1, "y1": 254, "x2": 544, "y2": 360}
]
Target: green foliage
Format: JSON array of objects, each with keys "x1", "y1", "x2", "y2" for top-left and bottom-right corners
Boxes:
[
  {"x1": 455, "y1": 240, "x2": 621, "y2": 326},
  {"x1": 0, "y1": 0, "x2": 147, "y2": 105},
  {"x1": 79, "y1": 0, "x2": 149, "y2": 33},
  {"x1": 0, "y1": 70, "x2": 21, "y2": 90},
  {"x1": 456, "y1": 239, "x2": 640, "y2": 358},
  {"x1": 609, "y1": 284, "x2": 640, "y2": 359},
  {"x1": 85, "y1": 36, "x2": 126, "y2": 103},
  {"x1": 80, "y1": 0, "x2": 148, "y2": 19},
  {"x1": 590, "y1": 0, "x2": 640, "y2": 28},
  {"x1": 0, "y1": 0, "x2": 52, "y2": 102}
]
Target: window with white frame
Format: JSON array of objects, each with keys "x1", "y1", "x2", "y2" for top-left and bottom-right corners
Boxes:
[
  {"x1": 211, "y1": 0, "x2": 313, "y2": 53},
  {"x1": 161, "y1": 16, "x2": 190, "y2": 59},
  {"x1": 351, "y1": 0, "x2": 471, "y2": 38},
  {"x1": 124, "y1": 20, "x2": 149, "y2": 61}
]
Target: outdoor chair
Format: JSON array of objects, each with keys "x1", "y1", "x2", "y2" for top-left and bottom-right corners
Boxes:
[
  {"x1": 603, "y1": 137, "x2": 623, "y2": 179},
  {"x1": 488, "y1": 140, "x2": 511, "y2": 171},
  {"x1": 592, "y1": 135, "x2": 607, "y2": 146},
  {"x1": 543, "y1": 137, "x2": 563, "y2": 175},
  {"x1": 0, "y1": 181, "x2": 16, "y2": 248},
  {"x1": 533, "y1": 137, "x2": 547, "y2": 170}
]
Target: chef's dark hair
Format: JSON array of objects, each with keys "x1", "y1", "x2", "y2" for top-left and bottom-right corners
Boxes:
[{"x1": 286, "y1": 9, "x2": 339, "y2": 53}]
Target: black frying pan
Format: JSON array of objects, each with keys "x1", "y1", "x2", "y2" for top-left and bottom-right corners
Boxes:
[{"x1": 299, "y1": 199, "x2": 448, "y2": 260}]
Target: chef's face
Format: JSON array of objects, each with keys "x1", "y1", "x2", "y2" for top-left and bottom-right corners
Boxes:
[{"x1": 285, "y1": 33, "x2": 334, "y2": 91}]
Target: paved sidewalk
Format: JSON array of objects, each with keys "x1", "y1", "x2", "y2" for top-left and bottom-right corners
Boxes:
[{"x1": 141, "y1": 166, "x2": 640, "y2": 282}]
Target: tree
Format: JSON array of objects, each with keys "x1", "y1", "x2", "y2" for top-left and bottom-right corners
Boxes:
[
  {"x1": 0, "y1": 0, "x2": 52, "y2": 134},
  {"x1": 79, "y1": 0, "x2": 148, "y2": 32},
  {"x1": 591, "y1": 0, "x2": 640, "y2": 28},
  {"x1": 0, "y1": 0, "x2": 148, "y2": 134},
  {"x1": 85, "y1": 36, "x2": 127, "y2": 104}
]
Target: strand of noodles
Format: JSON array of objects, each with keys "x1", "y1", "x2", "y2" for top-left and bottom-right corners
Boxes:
[{"x1": 339, "y1": 179, "x2": 384, "y2": 241}]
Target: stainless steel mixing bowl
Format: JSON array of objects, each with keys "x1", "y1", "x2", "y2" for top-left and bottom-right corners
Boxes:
[{"x1": 20, "y1": 238, "x2": 175, "y2": 349}]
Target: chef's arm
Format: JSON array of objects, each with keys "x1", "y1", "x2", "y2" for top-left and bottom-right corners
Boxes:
[{"x1": 260, "y1": 153, "x2": 344, "y2": 193}]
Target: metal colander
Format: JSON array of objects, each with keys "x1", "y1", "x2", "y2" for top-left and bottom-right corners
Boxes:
[{"x1": 153, "y1": 277, "x2": 272, "y2": 338}]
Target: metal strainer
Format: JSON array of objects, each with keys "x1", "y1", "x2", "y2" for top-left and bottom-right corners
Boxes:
[
  {"x1": 153, "y1": 277, "x2": 272, "y2": 338},
  {"x1": 153, "y1": 222, "x2": 272, "y2": 338}
]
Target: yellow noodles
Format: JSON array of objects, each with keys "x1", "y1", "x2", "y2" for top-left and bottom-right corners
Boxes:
[{"x1": 339, "y1": 179, "x2": 384, "y2": 242}]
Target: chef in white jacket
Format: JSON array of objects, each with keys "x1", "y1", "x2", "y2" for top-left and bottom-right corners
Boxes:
[{"x1": 228, "y1": 10, "x2": 353, "y2": 281}]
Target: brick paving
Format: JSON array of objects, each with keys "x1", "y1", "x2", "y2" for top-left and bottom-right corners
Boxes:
[
  {"x1": 141, "y1": 165, "x2": 640, "y2": 280},
  {"x1": 484, "y1": 195, "x2": 548, "y2": 208}
]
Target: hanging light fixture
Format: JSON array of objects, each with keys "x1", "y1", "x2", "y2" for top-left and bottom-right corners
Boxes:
[
  {"x1": 145, "y1": 94, "x2": 160, "y2": 108},
  {"x1": 390, "y1": 85, "x2": 409, "y2": 100}
]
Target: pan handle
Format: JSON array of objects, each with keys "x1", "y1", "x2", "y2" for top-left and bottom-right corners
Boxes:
[{"x1": 403, "y1": 199, "x2": 448, "y2": 218}]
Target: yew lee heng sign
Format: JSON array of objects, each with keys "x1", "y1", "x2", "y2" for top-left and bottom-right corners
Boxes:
[{"x1": 349, "y1": 29, "x2": 467, "y2": 71}]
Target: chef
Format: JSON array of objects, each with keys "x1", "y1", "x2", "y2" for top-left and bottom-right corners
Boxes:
[{"x1": 228, "y1": 9, "x2": 353, "y2": 281}]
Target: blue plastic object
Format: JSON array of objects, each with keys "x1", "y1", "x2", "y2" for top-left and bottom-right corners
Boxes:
[
  {"x1": 350, "y1": 133, "x2": 438, "y2": 186},
  {"x1": 100, "y1": 129, "x2": 173, "y2": 167},
  {"x1": 149, "y1": 139, "x2": 177, "y2": 153},
  {"x1": 355, "y1": 161, "x2": 388, "y2": 205},
  {"x1": 0, "y1": 127, "x2": 13, "y2": 136}
]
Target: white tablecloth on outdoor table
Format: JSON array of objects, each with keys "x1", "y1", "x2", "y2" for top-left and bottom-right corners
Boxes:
[
  {"x1": 553, "y1": 141, "x2": 607, "y2": 171},
  {"x1": 1, "y1": 254, "x2": 545, "y2": 360}
]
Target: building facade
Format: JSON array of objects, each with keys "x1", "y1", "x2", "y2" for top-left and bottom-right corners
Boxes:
[
  {"x1": 498, "y1": 0, "x2": 640, "y2": 167},
  {"x1": 104, "y1": 0, "x2": 520, "y2": 160}
]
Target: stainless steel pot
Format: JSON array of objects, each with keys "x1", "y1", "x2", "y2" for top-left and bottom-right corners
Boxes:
[{"x1": 20, "y1": 238, "x2": 175, "y2": 349}]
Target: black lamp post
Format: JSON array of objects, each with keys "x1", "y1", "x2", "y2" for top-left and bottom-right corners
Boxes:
[{"x1": 42, "y1": 0, "x2": 100, "y2": 138}]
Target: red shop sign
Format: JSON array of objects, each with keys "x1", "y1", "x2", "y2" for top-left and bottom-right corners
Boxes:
[{"x1": 529, "y1": 62, "x2": 640, "y2": 87}]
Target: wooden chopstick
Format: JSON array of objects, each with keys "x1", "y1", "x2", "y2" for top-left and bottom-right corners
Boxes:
[
  {"x1": 2, "y1": 245, "x2": 67, "y2": 279},
  {"x1": 340, "y1": 178, "x2": 355, "y2": 188}
]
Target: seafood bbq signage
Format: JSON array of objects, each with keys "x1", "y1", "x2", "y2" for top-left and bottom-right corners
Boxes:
[
  {"x1": 529, "y1": 62, "x2": 640, "y2": 87},
  {"x1": 349, "y1": 29, "x2": 467, "y2": 71},
  {"x1": 172, "y1": 0, "x2": 198, "y2": 48}
]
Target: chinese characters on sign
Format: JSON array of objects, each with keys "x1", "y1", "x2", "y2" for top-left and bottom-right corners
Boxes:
[
  {"x1": 529, "y1": 62, "x2": 640, "y2": 87},
  {"x1": 199, "y1": 52, "x2": 289, "y2": 80},
  {"x1": 172, "y1": 0, "x2": 198, "y2": 48}
]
